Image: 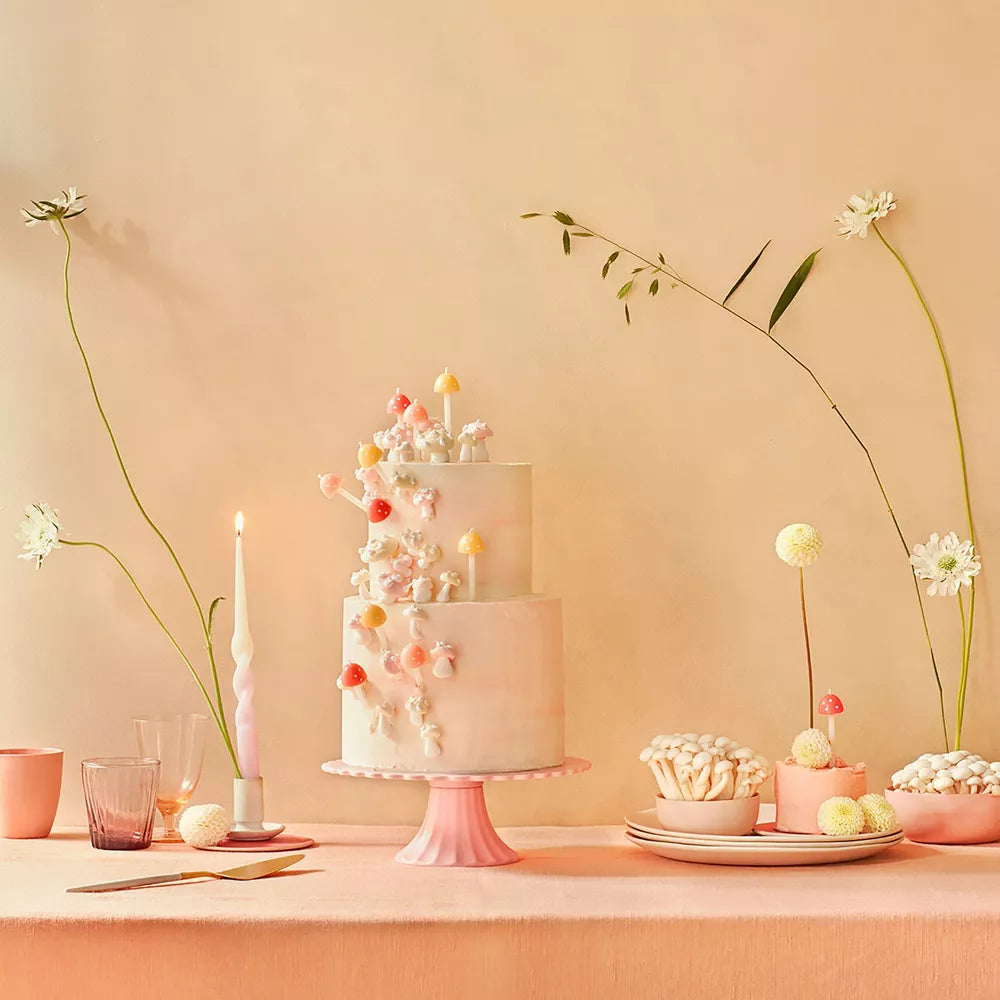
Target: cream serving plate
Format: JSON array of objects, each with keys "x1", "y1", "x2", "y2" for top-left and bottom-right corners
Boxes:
[{"x1": 625, "y1": 830, "x2": 904, "y2": 866}]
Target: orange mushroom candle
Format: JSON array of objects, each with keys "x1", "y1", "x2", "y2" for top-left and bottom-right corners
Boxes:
[
  {"x1": 357, "y1": 442, "x2": 383, "y2": 469},
  {"x1": 818, "y1": 692, "x2": 845, "y2": 751},
  {"x1": 457, "y1": 529, "x2": 484, "y2": 600},
  {"x1": 434, "y1": 366, "x2": 461, "y2": 435}
]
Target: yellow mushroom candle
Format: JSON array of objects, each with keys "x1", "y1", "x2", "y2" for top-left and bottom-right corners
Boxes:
[
  {"x1": 458, "y1": 529, "x2": 484, "y2": 601},
  {"x1": 434, "y1": 366, "x2": 461, "y2": 435},
  {"x1": 231, "y1": 512, "x2": 259, "y2": 778},
  {"x1": 357, "y1": 441, "x2": 383, "y2": 469}
]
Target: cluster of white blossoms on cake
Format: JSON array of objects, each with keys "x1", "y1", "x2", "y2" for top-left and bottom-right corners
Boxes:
[
  {"x1": 891, "y1": 750, "x2": 1000, "y2": 794},
  {"x1": 817, "y1": 793, "x2": 896, "y2": 837},
  {"x1": 640, "y1": 734, "x2": 770, "y2": 802}
]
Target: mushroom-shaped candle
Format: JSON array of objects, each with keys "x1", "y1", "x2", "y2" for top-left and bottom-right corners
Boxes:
[
  {"x1": 413, "y1": 487, "x2": 439, "y2": 521},
  {"x1": 359, "y1": 603, "x2": 387, "y2": 629},
  {"x1": 437, "y1": 571, "x2": 461, "y2": 602},
  {"x1": 366, "y1": 497, "x2": 393, "y2": 523},
  {"x1": 434, "y1": 367, "x2": 461, "y2": 435},
  {"x1": 387, "y1": 388, "x2": 411, "y2": 424},
  {"x1": 357, "y1": 442, "x2": 384, "y2": 469},
  {"x1": 318, "y1": 473, "x2": 366, "y2": 512},
  {"x1": 420, "y1": 723, "x2": 443, "y2": 757},
  {"x1": 818, "y1": 691, "x2": 845, "y2": 749},
  {"x1": 431, "y1": 642, "x2": 456, "y2": 678},
  {"x1": 400, "y1": 642, "x2": 427, "y2": 678},
  {"x1": 403, "y1": 399, "x2": 431, "y2": 435},
  {"x1": 337, "y1": 662, "x2": 368, "y2": 701},
  {"x1": 458, "y1": 529, "x2": 484, "y2": 600}
]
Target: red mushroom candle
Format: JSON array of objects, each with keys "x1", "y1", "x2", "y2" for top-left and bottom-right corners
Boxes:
[
  {"x1": 818, "y1": 692, "x2": 845, "y2": 752},
  {"x1": 337, "y1": 662, "x2": 368, "y2": 701}
]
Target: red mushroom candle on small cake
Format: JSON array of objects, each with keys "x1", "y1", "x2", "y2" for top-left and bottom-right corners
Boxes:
[{"x1": 774, "y1": 694, "x2": 867, "y2": 834}]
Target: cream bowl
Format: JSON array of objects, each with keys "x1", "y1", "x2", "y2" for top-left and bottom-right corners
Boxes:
[{"x1": 655, "y1": 794, "x2": 760, "y2": 837}]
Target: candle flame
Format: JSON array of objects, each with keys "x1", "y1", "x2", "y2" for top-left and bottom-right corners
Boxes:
[{"x1": 235, "y1": 511, "x2": 244, "y2": 536}]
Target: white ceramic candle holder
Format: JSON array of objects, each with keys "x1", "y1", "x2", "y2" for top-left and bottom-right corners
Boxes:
[{"x1": 229, "y1": 777, "x2": 285, "y2": 842}]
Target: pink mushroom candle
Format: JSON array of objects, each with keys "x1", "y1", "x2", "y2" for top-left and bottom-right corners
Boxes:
[
  {"x1": 400, "y1": 642, "x2": 427, "y2": 677},
  {"x1": 387, "y1": 388, "x2": 411, "y2": 425},
  {"x1": 318, "y1": 472, "x2": 366, "y2": 512},
  {"x1": 818, "y1": 692, "x2": 845, "y2": 751}
]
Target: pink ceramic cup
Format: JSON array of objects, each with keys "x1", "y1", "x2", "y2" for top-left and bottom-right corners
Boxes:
[{"x1": 0, "y1": 748, "x2": 64, "y2": 838}]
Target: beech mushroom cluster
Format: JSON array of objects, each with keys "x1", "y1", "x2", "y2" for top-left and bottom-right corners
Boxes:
[
  {"x1": 639, "y1": 733, "x2": 771, "y2": 801},
  {"x1": 890, "y1": 750, "x2": 1000, "y2": 794}
]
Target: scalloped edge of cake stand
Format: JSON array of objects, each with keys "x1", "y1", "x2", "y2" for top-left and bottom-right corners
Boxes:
[{"x1": 321, "y1": 757, "x2": 590, "y2": 867}]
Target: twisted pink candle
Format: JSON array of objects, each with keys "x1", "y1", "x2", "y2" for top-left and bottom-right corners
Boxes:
[{"x1": 231, "y1": 513, "x2": 260, "y2": 778}]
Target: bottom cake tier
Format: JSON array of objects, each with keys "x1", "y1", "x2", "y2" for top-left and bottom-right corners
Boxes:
[{"x1": 341, "y1": 594, "x2": 565, "y2": 773}]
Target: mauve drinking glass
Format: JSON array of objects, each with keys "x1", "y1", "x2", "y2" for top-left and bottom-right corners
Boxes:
[{"x1": 81, "y1": 757, "x2": 160, "y2": 850}]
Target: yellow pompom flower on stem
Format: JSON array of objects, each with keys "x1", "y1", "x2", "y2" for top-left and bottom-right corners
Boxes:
[{"x1": 775, "y1": 523, "x2": 823, "y2": 727}]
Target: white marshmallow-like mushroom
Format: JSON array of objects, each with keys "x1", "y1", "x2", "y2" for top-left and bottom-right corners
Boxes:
[{"x1": 704, "y1": 760, "x2": 735, "y2": 801}]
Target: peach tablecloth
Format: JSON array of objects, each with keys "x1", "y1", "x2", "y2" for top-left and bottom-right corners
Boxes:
[{"x1": 2, "y1": 823, "x2": 1000, "y2": 1000}]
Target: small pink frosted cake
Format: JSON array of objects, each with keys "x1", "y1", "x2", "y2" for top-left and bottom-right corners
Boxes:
[{"x1": 774, "y1": 758, "x2": 867, "y2": 834}]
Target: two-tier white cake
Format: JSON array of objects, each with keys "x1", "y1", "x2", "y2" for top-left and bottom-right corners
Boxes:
[{"x1": 321, "y1": 373, "x2": 565, "y2": 773}]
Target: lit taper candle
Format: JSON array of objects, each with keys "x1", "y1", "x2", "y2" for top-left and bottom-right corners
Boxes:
[{"x1": 231, "y1": 511, "x2": 260, "y2": 778}]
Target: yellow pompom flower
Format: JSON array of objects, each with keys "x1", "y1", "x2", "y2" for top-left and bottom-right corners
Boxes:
[
  {"x1": 817, "y1": 796, "x2": 865, "y2": 836},
  {"x1": 857, "y1": 793, "x2": 897, "y2": 834},
  {"x1": 775, "y1": 523, "x2": 823, "y2": 567},
  {"x1": 791, "y1": 728, "x2": 832, "y2": 769}
]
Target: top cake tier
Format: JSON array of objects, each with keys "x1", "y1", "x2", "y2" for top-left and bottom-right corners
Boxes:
[{"x1": 367, "y1": 461, "x2": 532, "y2": 600}]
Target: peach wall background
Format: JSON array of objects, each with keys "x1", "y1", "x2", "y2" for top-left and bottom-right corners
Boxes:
[{"x1": 2, "y1": 1, "x2": 998, "y2": 826}]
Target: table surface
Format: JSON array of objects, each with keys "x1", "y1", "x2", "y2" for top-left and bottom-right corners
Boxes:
[
  {"x1": 4, "y1": 821, "x2": 1000, "y2": 1000},
  {"x1": 3, "y1": 821, "x2": 1000, "y2": 922}
]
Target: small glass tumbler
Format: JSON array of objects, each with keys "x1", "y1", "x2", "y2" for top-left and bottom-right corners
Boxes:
[{"x1": 81, "y1": 757, "x2": 160, "y2": 850}]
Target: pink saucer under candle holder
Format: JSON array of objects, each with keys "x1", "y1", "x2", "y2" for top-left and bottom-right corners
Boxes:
[{"x1": 322, "y1": 757, "x2": 590, "y2": 867}]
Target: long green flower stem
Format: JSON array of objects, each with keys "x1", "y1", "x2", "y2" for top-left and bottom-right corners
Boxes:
[
  {"x1": 57, "y1": 220, "x2": 238, "y2": 772},
  {"x1": 62, "y1": 540, "x2": 241, "y2": 774},
  {"x1": 799, "y1": 568, "x2": 815, "y2": 729},
  {"x1": 873, "y1": 222, "x2": 977, "y2": 751},
  {"x1": 565, "y1": 219, "x2": 949, "y2": 748}
]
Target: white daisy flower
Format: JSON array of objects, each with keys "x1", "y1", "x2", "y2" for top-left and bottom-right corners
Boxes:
[
  {"x1": 835, "y1": 189, "x2": 896, "y2": 239},
  {"x1": 910, "y1": 531, "x2": 981, "y2": 597},
  {"x1": 16, "y1": 503, "x2": 62, "y2": 568},
  {"x1": 775, "y1": 523, "x2": 823, "y2": 568},
  {"x1": 21, "y1": 187, "x2": 87, "y2": 233}
]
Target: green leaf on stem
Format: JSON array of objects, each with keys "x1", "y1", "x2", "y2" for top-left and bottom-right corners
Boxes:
[
  {"x1": 768, "y1": 250, "x2": 820, "y2": 332},
  {"x1": 617, "y1": 280, "x2": 633, "y2": 299},
  {"x1": 723, "y1": 239, "x2": 771, "y2": 305},
  {"x1": 601, "y1": 251, "x2": 619, "y2": 278},
  {"x1": 624, "y1": 302, "x2": 631, "y2": 325},
  {"x1": 631, "y1": 266, "x2": 646, "y2": 274},
  {"x1": 649, "y1": 278, "x2": 659, "y2": 296},
  {"x1": 658, "y1": 252, "x2": 666, "y2": 265},
  {"x1": 553, "y1": 211, "x2": 575, "y2": 226},
  {"x1": 520, "y1": 212, "x2": 542, "y2": 219},
  {"x1": 208, "y1": 596, "x2": 226, "y2": 638},
  {"x1": 562, "y1": 229, "x2": 571, "y2": 255},
  {"x1": 571, "y1": 232, "x2": 594, "y2": 237}
]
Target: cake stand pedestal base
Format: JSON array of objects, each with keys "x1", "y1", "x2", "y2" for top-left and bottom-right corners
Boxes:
[{"x1": 322, "y1": 757, "x2": 590, "y2": 867}]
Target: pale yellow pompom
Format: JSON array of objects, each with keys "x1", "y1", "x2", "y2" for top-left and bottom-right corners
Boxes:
[
  {"x1": 178, "y1": 804, "x2": 231, "y2": 848},
  {"x1": 817, "y1": 796, "x2": 865, "y2": 836},
  {"x1": 791, "y1": 728, "x2": 833, "y2": 769},
  {"x1": 857, "y1": 793, "x2": 897, "y2": 834},
  {"x1": 775, "y1": 523, "x2": 823, "y2": 567}
]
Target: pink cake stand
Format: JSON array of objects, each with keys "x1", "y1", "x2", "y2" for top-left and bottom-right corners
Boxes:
[{"x1": 321, "y1": 757, "x2": 591, "y2": 867}]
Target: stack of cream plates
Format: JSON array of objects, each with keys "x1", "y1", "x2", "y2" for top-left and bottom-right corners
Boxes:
[{"x1": 625, "y1": 808, "x2": 905, "y2": 866}]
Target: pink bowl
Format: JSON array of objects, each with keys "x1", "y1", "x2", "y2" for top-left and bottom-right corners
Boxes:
[
  {"x1": 0, "y1": 748, "x2": 63, "y2": 839},
  {"x1": 655, "y1": 794, "x2": 760, "y2": 836},
  {"x1": 886, "y1": 787, "x2": 1000, "y2": 844}
]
